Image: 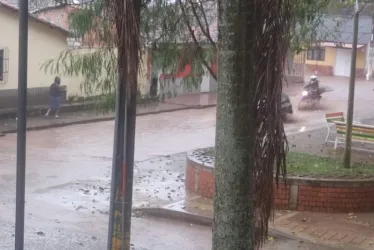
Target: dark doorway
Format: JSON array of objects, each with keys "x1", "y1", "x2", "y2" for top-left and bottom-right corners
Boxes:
[{"x1": 150, "y1": 77, "x2": 158, "y2": 97}]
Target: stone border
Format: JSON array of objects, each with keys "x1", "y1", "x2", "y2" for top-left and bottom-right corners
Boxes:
[{"x1": 186, "y1": 148, "x2": 374, "y2": 213}]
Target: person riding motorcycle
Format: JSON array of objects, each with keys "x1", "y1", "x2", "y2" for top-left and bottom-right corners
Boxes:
[{"x1": 304, "y1": 75, "x2": 320, "y2": 98}]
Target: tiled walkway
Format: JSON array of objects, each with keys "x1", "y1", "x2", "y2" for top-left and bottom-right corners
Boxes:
[{"x1": 154, "y1": 195, "x2": 374, "y2": 250}]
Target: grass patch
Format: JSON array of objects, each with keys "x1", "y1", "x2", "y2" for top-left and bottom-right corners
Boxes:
[
  {"x1": 287, "y1": 152, "x2": 374, "y2": 179},
  {"x1": 203, "y1": 148, "x2": 374, "y2": 179}
]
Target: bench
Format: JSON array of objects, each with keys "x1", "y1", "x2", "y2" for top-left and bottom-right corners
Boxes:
[
  {"x1": 333, "y1": 121, "x2": 374, "y2": 150},
  {"x1": 325, "y1": 112, "x2": 344, "y2": 144}
]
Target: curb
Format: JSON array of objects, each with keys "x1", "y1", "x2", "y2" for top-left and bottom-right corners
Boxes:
[
  {"x1": 0, "y1": 104, "x2": 216, "y2": 134},
  {"x1": 135, "y1": 207, "x2": 213, "y2": 226},
  {"x1": 0, "y1": 99, "x2": 161, "y2": 119},
  {"x1": 0, "y1": 101, "x2": 96, "y2": 120},
  {"x1": 134, "y1": 207, "x2": 317, "y2": 244}
]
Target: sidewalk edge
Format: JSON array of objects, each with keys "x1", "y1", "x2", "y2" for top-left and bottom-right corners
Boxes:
[
  {"x1": 1, "y1": 104, "x2": 216, "y2": 134},
  {"x1": 134, "y1": 206, "x2": 317, "y2": 244},
  {"x1": 135, "y1": 207, "x2": 213, "y2": 226}
]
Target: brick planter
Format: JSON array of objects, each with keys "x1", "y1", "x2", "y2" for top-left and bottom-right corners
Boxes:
[{"x1": 186, "y1": 149, "x2": 374, "y2": 213}]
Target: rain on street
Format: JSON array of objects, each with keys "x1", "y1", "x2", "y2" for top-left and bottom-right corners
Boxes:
[{"x1": 1, "y1": 76, "x2": 374, "y2": 249}]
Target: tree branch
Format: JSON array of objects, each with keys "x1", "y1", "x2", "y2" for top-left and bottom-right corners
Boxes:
[
  {"x1": 147, "y1": 15, "x2": 184, "y2": 44},
  {"x1": 187, "y1": 0, "x2": 216, "y2": 48},
  {"x1": 139, "y1": 0, "x2": 152, "y2": 9},
  {"x1": 177, "y1": 0, "x2": 217, "y2": 81}
]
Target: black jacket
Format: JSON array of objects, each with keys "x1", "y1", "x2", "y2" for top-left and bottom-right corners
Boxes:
[{"x1": 50, "y1": 83, "x2": 61, "y2": 97}]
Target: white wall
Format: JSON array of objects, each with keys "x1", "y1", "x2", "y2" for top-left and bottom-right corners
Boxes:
[
  {"x1": 63, "y1": 48, "x2": 149, "y2": 98},
  {"x1": 0, "y1": 7, "x2": 68, "y2": 90},
  {"x1": 0, "y1": 8, "x2": 149, "y2": 99}
]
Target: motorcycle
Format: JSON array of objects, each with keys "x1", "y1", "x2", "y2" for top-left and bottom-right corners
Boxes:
[{"x1": 298, "y1": 86, "x2": 331, "y2": 110}]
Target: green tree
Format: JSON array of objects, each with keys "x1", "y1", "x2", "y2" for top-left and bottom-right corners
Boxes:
[{"x1": 43, "y1": 0, "x2": 218, "y2": 103}]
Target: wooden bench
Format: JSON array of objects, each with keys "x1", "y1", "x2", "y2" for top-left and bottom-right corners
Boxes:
[
  {"x1": 333, "y1": 121, "x2": 374, "y2": 150},
  {"x1": 325, "y1": 112, "x2": 344, "y2": 144}
]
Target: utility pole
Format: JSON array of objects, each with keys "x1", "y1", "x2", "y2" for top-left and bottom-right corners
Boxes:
[
  {"x1": 106, "y1": 73, "x2": 137, "y2": 250},
  {"x1": 107, "y1": 1, "x2": 140, "y2": 249},
  {"x1": 107, "y1": 72, "x2": 127, "y2": 250},
  {"x1": 343, "y1": 1, "x2": 359, "y2": 168},
  {"x1": 372, "y1": 17, "x2": 374, "y2": 74},
  {"x1": 15, "y1": 0, "x2": 29, "y2": 249}
]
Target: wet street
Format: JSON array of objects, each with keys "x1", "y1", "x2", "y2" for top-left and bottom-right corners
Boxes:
[
  {"x1": 0, "y1": 107, "x2": 329, "y2": 249},
  {"x1": 0, "y1": 75, "x2": 373, "y2": 249}
]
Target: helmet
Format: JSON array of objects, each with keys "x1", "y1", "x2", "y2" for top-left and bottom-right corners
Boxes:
[{"x1": 310, "y1": 75, "x2": 317, "y2": 83}]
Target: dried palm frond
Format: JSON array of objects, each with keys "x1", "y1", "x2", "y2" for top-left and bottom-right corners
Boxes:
[{"x1": 251, "y1": 0, "x2": 291, "y2": 248}]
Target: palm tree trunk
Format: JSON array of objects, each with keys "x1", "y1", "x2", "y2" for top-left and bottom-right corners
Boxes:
[
  {"x1": 213, "y1": 1, "x2": 256, "y2": 249},
  {"x1": 213, "y1": 0, "x2": 290, "y2": 249}
]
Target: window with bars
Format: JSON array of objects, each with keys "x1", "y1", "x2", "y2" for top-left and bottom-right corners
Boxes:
[
  {"x1": 307, "y1": 47, "x2": 325, "y2": 61},
  {"x1": 0, "y1": 47, "x2": 9, "y2": 83}
]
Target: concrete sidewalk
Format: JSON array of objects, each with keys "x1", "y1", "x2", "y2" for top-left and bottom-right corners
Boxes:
[
  {"x1": 136, "y1": 195, "x2": 374, "y2": 250},
  {"x1": 0, "y1": 93, "x2": 217, "y2": 134}
]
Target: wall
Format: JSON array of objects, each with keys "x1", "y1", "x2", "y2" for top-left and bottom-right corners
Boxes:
[
  {"x1": 159, "y1": 76, "x2": 201, "y2": 97},
  {"x1": 287, "y1": 51, "x2": 305, "y2": 78},
  {"x1": 35, "y1": 6, "x2": 118, "y2": 48},
  {"x1": 305, "y1": 47, "x2": 366, "y2": 77},
  {"x1": 151, "y1": 53, "x2": 218, "y2": 96},
  {"x1": 36, "y1": 6, "x2": 149, "y2": 97},
  {"x1": 305, "y1": 47, "x2": 335, "y2": 67},
  {"x1": 364, "y1": 43, "x2": 374, "y2": 79},
  {"x1": 186, "y1": 153, "x2": 374, "y2": 213},
  {"x1": 356, "y1": 47, "x2": 366, "y2": 69},
  {"x1": 274, "y1": 178, "x2": 374, "y2": 213},
  {"x1": 305, "y1": 47, "x2": 335, "y2": 76},
  {"x1": 356, "y1": 47, "x2": 366, "y2": 78},
  {"x1": 0, "y1": 7, "x2": 69, "y2": 108},
  {"x1": 158, "y1": 73, "x2": 217, "y2": 97},
  {"x1": 138, "y1": 50, "x2": 150, "y2": 96},
  {"x1": 0, "y1": 8, "x2": 69, "y2": 90},
  {"x1": 0, "y1": 6, "x2": 148, "y2": 110},
  {"x1": 61, "y1": 48, "x2": 149, "y2": 98},
  {"x1": 208, "y1": 74, "x2": 217, "y2": 92}
]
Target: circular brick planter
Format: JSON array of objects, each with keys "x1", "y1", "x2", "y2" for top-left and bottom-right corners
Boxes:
[{"x1": 186, "y1": 148, "x2": 374, "y2": 213}]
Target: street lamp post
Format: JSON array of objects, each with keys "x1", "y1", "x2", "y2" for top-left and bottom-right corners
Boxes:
[
  {"x1": 15, "y1": 0, "x2": 29, "y2": 249},
  {"x1": 343, "y1": 0, "x2": 359, "y2": 168}
]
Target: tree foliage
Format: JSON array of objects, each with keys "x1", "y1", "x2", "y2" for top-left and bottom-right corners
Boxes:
[
  {"x1": 42, "y1": 0, "x2": 334, "y2": 100},
  {"x1": 291, "y1": 0, "x2": 330, "y2": 53},
  {"x1": 42, "y1": 0, "x2": 218, "y2": 101}
]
